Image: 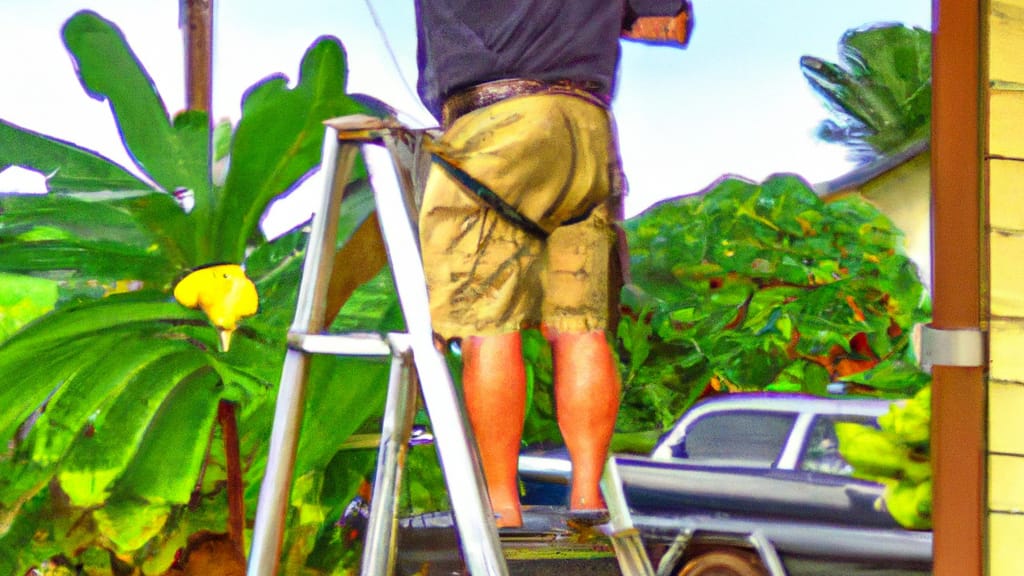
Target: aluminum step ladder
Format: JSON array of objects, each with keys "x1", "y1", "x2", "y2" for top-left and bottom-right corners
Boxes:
[{"x1": 246, "y1": 115, "x2": 509, "y2": 576}]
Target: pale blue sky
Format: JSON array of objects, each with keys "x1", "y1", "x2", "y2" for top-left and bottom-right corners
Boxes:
[{"x1": 0, "y1": 1, "x2": 931, "y2": 233}]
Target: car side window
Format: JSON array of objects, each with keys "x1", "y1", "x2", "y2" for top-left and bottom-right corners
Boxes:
[
  {"x1": 671, "y1": 410, "x2": 797, "y2": 467},
  {"x1": 799, "y1": 415, "x2": 878, "y2": 475}
]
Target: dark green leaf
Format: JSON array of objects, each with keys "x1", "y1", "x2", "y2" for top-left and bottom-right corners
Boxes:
[
  {"x1": 801, "y1": 23, "x2": 931, "y2": 161},
  {"x1": 0, "y1": 273, "x2": 57, "y2": 343},
  {"x1": 294, "y1": 356, "x2": 388, "y2": 478},
  {"x1": 109, "y1": 366, "x2": 221, "y2": 504},
  {"x1": 57, "y1": 347, "x2": 211, "y2": 507},
  {"x1": 1, "y1": 192, "x2": 149, "y2": 244},
  {"x1": 0, "y1": 119, "x2": 150, "y2": 192},
  {"x1": 0, "y1": 335, "x2": 103, "y2": 449},
  {"x1": 29, "y1": 337, "x2": 203, "y2": 468},
  {"x1": 214, "y1": 37, "x2": 369, "y2": 261},
  {"x1": 61, "y1": 11, "x2": 210, "y2": 200},
  {"x1": 0, "y1": 294, "x2": 193, "y2": 358},
  {"x1": 0, "y1": 239, "x2": 175, "y2": 286},
  {"x1": 304, "y1": 449, "x2": 376, "y2": 571}
]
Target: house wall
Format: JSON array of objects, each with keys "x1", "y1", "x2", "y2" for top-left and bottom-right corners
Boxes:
[
  {"x1": 986, "y1": 1, "x2": 1024, "y2": 574},
  {"x1": 852, "y1": 152, "x2": 932, "y2": 289}
]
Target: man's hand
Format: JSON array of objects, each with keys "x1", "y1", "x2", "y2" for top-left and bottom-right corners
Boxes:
[{"x1": 622, "y1": 2, "x2": 693, "y2": 47}]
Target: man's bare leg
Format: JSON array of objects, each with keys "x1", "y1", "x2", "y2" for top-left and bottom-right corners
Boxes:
[
  {"x1": 552, "y1": 330, "x2": 621, "y2": 510},
  {"x1": 461, "y1": 332, "x2": 527, "y2": 527}
]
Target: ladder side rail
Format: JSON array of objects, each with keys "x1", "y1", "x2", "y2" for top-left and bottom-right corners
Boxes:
[
  {"x1": 361, "y1": 338, "x2": 418, "y2": 576},
  {"x1": 248, "y1": 130, "x2": 359, "y2": 576},
  {"x1": 366, "y1": 139, "x2": 509, "y2": 575},
  {"x1": 601, "y1": 457, "x2": 656, "y2": 576}
]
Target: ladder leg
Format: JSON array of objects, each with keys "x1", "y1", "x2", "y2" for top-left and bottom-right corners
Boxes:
[
  {"x1": 366, "y1": 141, "x2": 509, "y2": 575},
  {"x1": 361, "y1": 342, "x2": 418, "y2": 576},
  {"x1": 602, "y1": 458, "x2": 656, "y2": 576},
  {"x1": 247, "y1": 350, "x2": 314, "y2": 576},
  {"x1": 248, "y1": 131, "x2": 360, "y2": 576}
]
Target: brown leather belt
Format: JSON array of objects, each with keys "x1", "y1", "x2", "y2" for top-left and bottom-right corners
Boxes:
[{"x1": 441, "y1": 78, "x2": 611, "y2": 128}]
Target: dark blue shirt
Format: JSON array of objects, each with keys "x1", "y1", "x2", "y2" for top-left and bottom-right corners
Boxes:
[{"x1": 415, "y1": 0, "x2": 684, "y2": 119}]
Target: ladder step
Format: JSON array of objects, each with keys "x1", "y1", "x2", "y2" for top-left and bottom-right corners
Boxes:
[{"x1": 286, "y1": 331, "x2": 402, "y2": 357}]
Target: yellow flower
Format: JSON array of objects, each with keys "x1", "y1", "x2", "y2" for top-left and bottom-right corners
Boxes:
[{"x1": 174, "y1": 264, "x2": 258, "y2": 352}]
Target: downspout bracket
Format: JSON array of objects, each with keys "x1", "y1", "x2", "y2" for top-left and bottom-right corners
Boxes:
[{"x1": 920, "y1": 325, "x2": 985, "y2": 374}]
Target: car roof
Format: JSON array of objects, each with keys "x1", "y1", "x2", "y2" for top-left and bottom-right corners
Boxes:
[
  {"x1": 683, "y1": 392, "x2": 894, "y2": 419},
  {"x1": 650, "y1": 392, "x2": 896, "y2": 459}
]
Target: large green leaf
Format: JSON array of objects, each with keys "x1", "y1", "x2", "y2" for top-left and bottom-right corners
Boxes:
[
  {"x1": 0, "y1": 273, "x2": 57, "y2": 343},
  {"x1": 295, "y1": 356, "x2": 388, "y2": 478},
  {"x1": 0, "y1": 337, "x2": 100, "y2": 452},
  {"x1": 62, "y1": 366, "x2": 223, "y2": 553},
  {"x1": 109, "y1": 190, "x2": 198, "y2": 269},
  {"x1": 61, "y1": 11, "x2": 210, "y2": 208},
  {"x1": 109, "y1": 367, "x2": 222, "y2": 505},
  {"x1": 0, "y1": 296, "x2": 197, "y2": 442},
  {"x1": 0, "y1": 192, "x2": 151, "y2": 244},
  {"x1": 0, "y1": 240, "x2": 174, "y2": 286},
  {"x1": 0, "y1": 120, "x2": 150, "y2": 193},
  {"x1": 57, "y1": 349, "x2": 214, "y2": 507},
  {"x1": 28, "y1": 337, "x2": 203, "y2": 467},
  {"x1": 0, "y1": 293, "x2": 194, "y2": 359},
  {"x1": 0, "y1": 190, "x2": 197, "y2": 281},
  {"x1": 213, "y1": 37, "x2": 369, "y2": 261}
]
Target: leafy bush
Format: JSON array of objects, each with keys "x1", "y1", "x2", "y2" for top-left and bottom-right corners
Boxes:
[{"x1": 613, "y1": 173, "x2": 931, "y2": 432}]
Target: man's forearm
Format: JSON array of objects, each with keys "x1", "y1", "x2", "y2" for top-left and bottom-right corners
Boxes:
[{"x1": 621, "y1": 0, "x2": 693, "y2": 47}]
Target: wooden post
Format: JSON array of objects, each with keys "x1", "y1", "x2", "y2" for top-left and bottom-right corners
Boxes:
[
  {"x1": 182, "y1": 0, "x2": 213, "y2": 114},
  {"x1": 930, "y1": 0, "x2": 984, "y2": 574},
  {"x1": 182, "y1": 0, "x2": 245, "y2": 555}
]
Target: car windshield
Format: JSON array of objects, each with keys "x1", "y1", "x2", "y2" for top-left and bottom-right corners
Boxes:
[
  {"x1": 671, "y1": 410, "x2": 796, "y2": 467},
  {"x1": 799, "y1": 414, "x2": 880, "y2": 475}
]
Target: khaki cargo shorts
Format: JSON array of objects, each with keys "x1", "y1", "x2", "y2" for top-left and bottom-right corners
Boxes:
[{"x1": 418, "y1": 93, "x2": 621, "y2": 341}]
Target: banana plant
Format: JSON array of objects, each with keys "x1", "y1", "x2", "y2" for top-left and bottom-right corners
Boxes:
[{"x1": 0, "y1": 10, "x2": 396, "y2": 574}]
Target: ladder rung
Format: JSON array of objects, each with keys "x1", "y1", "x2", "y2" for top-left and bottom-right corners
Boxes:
[{"x1": 287, "y1": 331, "x2": 397, "y2": 357}]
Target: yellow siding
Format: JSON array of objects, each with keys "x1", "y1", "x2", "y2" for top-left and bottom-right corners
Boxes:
[
  {"x1": 991, "y1": 0, "x2": 1024, "y2": 84},
  {"x1": 988, "y1": 2, "x2": 1024, "y2": 573},
  {"x1": 990, "y1": 232, "x2": 1024, "y2": 317},
  {"x1": 989, "y1": 320, "x2": 1024, "y2": 383},
  {"x1": 990, "y1": 454, "x2": 1024, "y2": 512},
  {"x1": 990, "y1": 383, "x2": 1024, "y2": 455},
  {"x1": 988, "y1": 92, "x2": 1024, "y2": 157},
  {"x1": 990, "y1": 513, "x2": 1024, "y2": 576},
  {"x1": 989, "y1": 160, "x2": 1024, "y2": 231}
]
